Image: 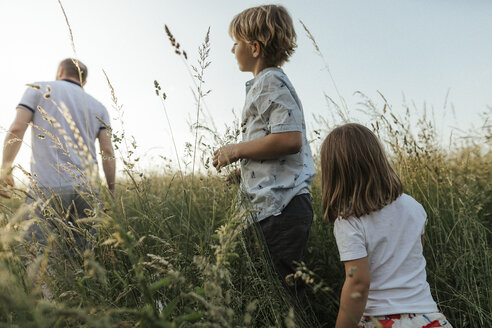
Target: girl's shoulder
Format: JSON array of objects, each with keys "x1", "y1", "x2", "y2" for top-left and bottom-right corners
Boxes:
[
  {"x1": 397, "y1": 193, "x2": 426, "y2": 214},
  {"x1": 334, "y1": 193, "x2": 427, "y2": 229},
  {"x1": 379, "y1": 193, "x2": 427, "y2": 228}
]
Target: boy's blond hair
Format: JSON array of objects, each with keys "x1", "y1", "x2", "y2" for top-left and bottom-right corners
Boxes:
[{"x1": 229, "y1": 5, "x2": 297, "y2": 67}]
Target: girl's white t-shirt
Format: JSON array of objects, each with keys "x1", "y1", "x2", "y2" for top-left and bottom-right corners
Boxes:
[{"x1": 334, "y1": 193, "x2": 438, "y2": 316}]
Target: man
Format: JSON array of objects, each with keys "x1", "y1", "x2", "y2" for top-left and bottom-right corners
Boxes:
[{"x1": 0, "y1": 58, "x2": 115, "y2": 248}]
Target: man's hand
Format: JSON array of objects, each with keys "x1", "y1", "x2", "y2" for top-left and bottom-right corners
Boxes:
[
  {"x1": 0, "y1": 167, "x2": 14, "y2": 199},
  {"x1": 213, "y1": 144, "x2": 240, "y2": 171}
]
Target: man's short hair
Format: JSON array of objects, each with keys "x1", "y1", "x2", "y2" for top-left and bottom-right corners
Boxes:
[
  {"x1": 59, "y1": 58, "x2": 88, "y2": 84},
  {"x1": 229, "y1": 5, "x2": 297, "y2": 67}
]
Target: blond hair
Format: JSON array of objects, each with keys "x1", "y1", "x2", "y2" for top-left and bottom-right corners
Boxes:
[
  {"x1": 229, "y1": 5, "x2": 297, "y2": 67},
  {"x1": 320, "y1": 123, "x2": 403, "y2": 222}
]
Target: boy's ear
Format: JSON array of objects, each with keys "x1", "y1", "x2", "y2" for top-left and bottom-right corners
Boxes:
[{"x1": 251, "y1": 41, "x2": 262, "y2": 58}]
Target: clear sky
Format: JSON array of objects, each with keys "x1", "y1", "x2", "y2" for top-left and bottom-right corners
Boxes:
[{"x1": 0, "y1": 0, "x2": 491, "y2": 175}]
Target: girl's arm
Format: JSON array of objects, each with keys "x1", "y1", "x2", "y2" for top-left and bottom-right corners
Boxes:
[{"x1": 336, "y1": 257, "x2": 371, "y2": 328}]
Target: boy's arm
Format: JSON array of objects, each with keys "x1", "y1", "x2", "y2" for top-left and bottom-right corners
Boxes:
[
  {"x1": 335, "y1": 257, "x2": 370, "y2": 328},
  {"x1": 213, "y1": 131, "x2": 302, "y2": 170}
]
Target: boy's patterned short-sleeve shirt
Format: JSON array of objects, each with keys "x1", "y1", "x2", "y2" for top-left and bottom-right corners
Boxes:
[{"x1": 240, "y1": 67, "x2": 315, "y2": 222}]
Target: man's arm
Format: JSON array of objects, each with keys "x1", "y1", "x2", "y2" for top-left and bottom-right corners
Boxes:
[
  {"x1": 212, "y1": 131, "x2": 302, "y2": 170},
  {"x1": 335, "y1": 257, "x2": 370, "y2": 328},
  {"x1": 1, "y1": 108, "x2": 33, "y2": 194},
  {"x1": 97, "y1": 129, "x2": 115, "y2": 196}
]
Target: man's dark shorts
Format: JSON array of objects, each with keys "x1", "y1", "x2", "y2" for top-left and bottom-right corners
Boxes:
[{"x1": 25, "y1": 186, "x2": 98, "y2": 251}]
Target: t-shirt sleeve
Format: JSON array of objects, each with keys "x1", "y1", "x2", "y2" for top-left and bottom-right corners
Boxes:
[
  {"x1": 97, "y1": 107, "x2": 111, "y2": 131},
  {"x1": 333, "y1": 217, "x2": 367, "y2": 261},
  {"x1": 419, "y1": 203, "x2": 428, "y2": 235},
  {"x1": 254, "y1": 73, "x2": 303, "y2": 134},
  {"x1": 17, "y1": 85, "x2": 42, "y2": 113}
]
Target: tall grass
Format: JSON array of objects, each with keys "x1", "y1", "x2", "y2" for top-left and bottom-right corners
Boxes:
[
  {"x1": 1, "y1": 100, "x2": 489, "y2": 326},
  {"x1": 0, "y1": 8, "x2": 490, "y2": 328},
  {"x1": 0, "y1": 99, "x2": 490, "y2": 328}
]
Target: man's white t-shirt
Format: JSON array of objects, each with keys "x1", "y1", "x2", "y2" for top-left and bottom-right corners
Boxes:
[
  {"x1": 334, "y1": 193, "x2": 438, "y2": 316},
  {"x1": 17, "y1": 79, "x2": 110, "y2": 188}
]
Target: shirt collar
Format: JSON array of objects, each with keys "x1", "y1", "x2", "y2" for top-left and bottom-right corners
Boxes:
[
  {"x1": 62, "y1": 79, "x2": 82, "y2": 87},
  {"x1": 245, "y1": 67, "x2": 283, "y2": 88}
]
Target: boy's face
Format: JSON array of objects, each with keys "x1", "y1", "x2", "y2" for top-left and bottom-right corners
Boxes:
[{"x1": 231, "y1": 39, "x2": 258, "y2": 73}]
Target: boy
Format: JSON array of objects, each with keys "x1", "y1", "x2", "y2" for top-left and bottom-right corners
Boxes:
[{"x1": 212, "y1": 5, "x2": 316, "y2": 301}]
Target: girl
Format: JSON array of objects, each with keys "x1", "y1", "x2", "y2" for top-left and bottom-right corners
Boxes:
[{"x1": 321, "y1": 123, "x2": 451, "y2": 328}]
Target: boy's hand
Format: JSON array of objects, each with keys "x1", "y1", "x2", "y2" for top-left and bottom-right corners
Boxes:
[
  {"x1": 226, "y1": 168, "x2": 241, "y2": 184},
  {"x1": 213, "y1": 144, "x2": 240, "y2": 171}
]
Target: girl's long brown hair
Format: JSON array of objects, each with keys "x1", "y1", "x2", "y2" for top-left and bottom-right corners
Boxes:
[{"x1": 321, "y1": 123, "x2": 402, "y2": 222}]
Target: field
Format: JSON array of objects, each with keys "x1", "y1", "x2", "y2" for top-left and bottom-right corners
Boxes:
[
  {"x1": 0, "y1": 93, "x2": 490, "y2": 327},
  {"x1": 0, "y1": 16, "x2": 491, "y2": 328}
]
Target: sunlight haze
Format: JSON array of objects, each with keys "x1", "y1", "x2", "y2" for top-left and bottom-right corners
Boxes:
[{"x1": 0, "y1": 0, "x2": 491, "y2": 178}]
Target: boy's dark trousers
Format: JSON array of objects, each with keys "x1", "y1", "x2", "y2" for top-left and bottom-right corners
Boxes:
[{"x1": 259, "y1": 193, "x2": 313, "y2": 302}]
